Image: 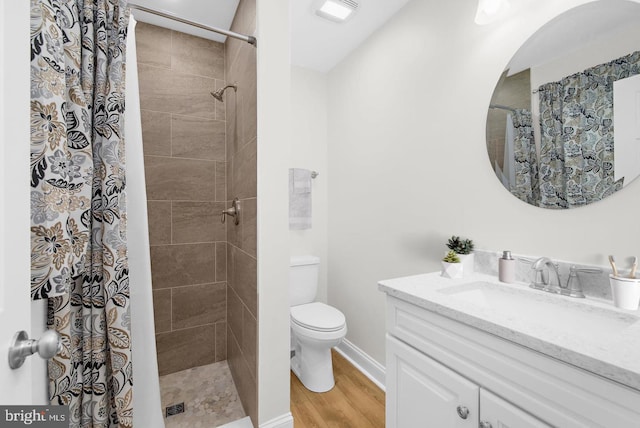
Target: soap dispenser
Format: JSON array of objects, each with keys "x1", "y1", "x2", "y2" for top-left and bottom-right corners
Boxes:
[{"x1": 499, "y1": 250, "x2": 515, "y2": 283}]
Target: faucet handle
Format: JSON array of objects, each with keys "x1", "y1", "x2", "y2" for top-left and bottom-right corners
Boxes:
[{"x1": 563, "y1": 265, "x2": 602, "y2": 298}]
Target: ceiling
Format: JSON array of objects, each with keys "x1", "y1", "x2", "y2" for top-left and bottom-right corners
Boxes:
[
  {"x1": 290, "y1": 0, "x2": 412, "y2": 72},
  {"x1": 128, "y1": 0, "x2": 411, "y2": 73}
]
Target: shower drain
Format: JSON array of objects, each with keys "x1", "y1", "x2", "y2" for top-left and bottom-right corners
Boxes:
[{"x1": 165, "y1": 402, "x2": 185, "y2": 417}]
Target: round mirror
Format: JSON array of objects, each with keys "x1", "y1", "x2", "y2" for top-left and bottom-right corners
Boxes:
[{"x1": 486, "y1": 0, "x2": 640, "y2": 209}]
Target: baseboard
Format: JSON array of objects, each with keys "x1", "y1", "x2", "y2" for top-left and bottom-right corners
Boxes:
[
  {"x1": 218, "y1": 416, "x2": 253, "y2": 428},
  {"x1": 259, "y1": 412, "x2": 294, "y2": 428},
  {"x1": 335, "y1": 339, "x2": 386, "y2": 391}
]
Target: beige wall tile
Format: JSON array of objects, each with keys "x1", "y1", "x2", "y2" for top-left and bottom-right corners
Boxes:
[
  {"x1": 215, "y1": 162, "x2": 227, "y2": 202},
  {"x1": 156, "y1": 325, "x2": 215, "y2": 375},
  {"x1": 228, "y1": 245, "x2": 257, "y2": 317},
  {"x1": 215, "y1": 321, "x2": 227, "y2": 362},
  {"x1": 138, "y1": 64, "x2": 174, "y2": 113},
  {"x1": 172, "y1": 282, "x2": 226, "y2": 329},
  {"x1": 147, "y1": 201, "x2": 171, "y2": 246},
  {"x1": 144, "y1": 156, "x2": 216, "y2": 201},
  {"x1": 153, "y1": 289, "x2": 172, "y2": 333},
  {"x1": 224, "y1": 83, "x2": 238, "y2": 158},
  {"x1": 227, "y1": 326, "x2": 257, "y2": 424},
  {"x1": 141, "y1": 110, "x2": 171, "y2": 156},
  {"x1": 170, "y1": 72, "x2": 217, "y2": 119},
  {"x1": 136, "y1": 22, "x2": 171, "y2": 69},
  {"x1": 150, "y1": 243, "x2": 216, "y2": 289},
  {"x1": 138, "y1": 64, "x2": 216, "y2": 119},
  {"x1": 241, "y1": 80, "x2": 257, "y2": 147},
  {"x1": 171, "y1": 31, "x2": 225, "y2": 79},
  {"x1": 228, "y1": 44, "x2": 257, "y2": 147},
  {"x1": 216, "y1": 242, "x2": 227, "y2": 282},
  {"x1": 241, "y1": 308, "x2": 257, "y2": 380},
  {"x1": 229, "y1": 138, "x2": 257, "y2": 200},
  {"x1": 171, "y1": 115, "x2": 226, "y2": 161},
  {"x1": 225, "y1": 38, "x2": 242, "y2": 83},
  {"x1": 172, "y1": 201, "x2": 226, "y2": 244},
  {"x1": 240, "y1": 198, "x2": 256, "y2": 257},
  {"x1": 227, "y1": 286, "x2": 243, "y2": 345},
  {"x1": 227, "y1": 207, "x2": 240, "y2": 250},
  {"x1": 214, "y1": 80, "x2": 227, "y2": 121}
]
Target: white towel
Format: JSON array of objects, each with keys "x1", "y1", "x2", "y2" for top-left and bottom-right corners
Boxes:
[
  {"x1": 292, "y1": 168, "x2": 311, "y2": 194},
  {"x1": 289, "y1": 168, "x2": 312, "y2": 230}
]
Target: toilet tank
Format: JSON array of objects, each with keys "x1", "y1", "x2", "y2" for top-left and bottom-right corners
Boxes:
[{"x1": 289, "y1": 255, "x2": 320, "y2": 307}]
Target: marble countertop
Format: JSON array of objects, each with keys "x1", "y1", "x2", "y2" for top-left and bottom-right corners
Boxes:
[{"x1": 379, "y1": 272, "x2": 640, "y2": 391}]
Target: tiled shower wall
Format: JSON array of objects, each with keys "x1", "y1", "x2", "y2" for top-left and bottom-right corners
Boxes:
[
  {"x1": 136, "y1": 22, "x2": 229, "y2": 376},
  {"x1": 224, "y1": 0, "x2": 258, "y2": 425},
  {"x1": 486, "y1": 69, "x2": 531, "y2": 172}
]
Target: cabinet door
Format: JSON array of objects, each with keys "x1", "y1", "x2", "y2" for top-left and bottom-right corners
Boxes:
[
  {"x1": 386, "y1": 335, "x2": 479, "y2": 428},
  {"x1": 480, "y1": 389, "x2": 551, "y2": 428}
]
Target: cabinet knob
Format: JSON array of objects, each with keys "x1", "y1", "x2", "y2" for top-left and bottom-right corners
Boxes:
[
  {"x1": 480, "y1": 422, "x2": 493, "y2": 428},
  {"x1": 456, "y1": 405, "x2": 469, "y2": 419}
]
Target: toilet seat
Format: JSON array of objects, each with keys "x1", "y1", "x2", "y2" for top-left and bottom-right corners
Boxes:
[{"x1": 290, "y1": 302, "x2": 345, "y2": 332}]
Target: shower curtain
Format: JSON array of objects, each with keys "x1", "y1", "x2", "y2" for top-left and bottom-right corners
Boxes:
[
  {"x1": 509, "y1": 109, "x2": 539, "y2": 206},
  {"x1": 124, "y1": 14, "x2": 165, "y2": 428},
  {"x1": 538, "y1": 51, "x2": 640, "y2": 209},
  {"x1": 30, "y1": 0, "x2": 133, "y2": 426}
]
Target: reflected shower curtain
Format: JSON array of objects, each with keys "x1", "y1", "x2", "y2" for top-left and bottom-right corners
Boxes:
[
  {"x1": 510, "y1": 109, "x2": 539, "y2": 206},
  {"x1": 30, "y1": 0, "x2": 133, "y2": 426},
  {"x1": 538, "y1": 51, "x2": 640, "y2": 209}
]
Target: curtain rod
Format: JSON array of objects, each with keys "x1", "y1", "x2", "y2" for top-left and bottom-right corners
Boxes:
[
  {"x1": 489, "y1": 104, "x2": 516, "y2": 113},
  {"x1": 128, "y1": 3, "x2": 257, "y2": 46}
]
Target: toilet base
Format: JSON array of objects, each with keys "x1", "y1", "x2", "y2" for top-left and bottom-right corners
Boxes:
[{"x1": 291, "y1": 345, "x2": 335, "y2": 393}]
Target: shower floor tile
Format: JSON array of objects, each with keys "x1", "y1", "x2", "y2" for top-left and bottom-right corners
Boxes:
[{"x1": 159, "y1": 360, "x2": 246, "y2": 428}]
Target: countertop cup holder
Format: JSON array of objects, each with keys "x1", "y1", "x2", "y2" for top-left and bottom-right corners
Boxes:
[{"x1": 609, "y1": 274, "x2": 640, "y2": 310}]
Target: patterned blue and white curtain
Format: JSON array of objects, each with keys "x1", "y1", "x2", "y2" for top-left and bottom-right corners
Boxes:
[
  {"x1": 510, "y1": 109, "x2": 539, "y2": 206},
  {"x1": 538, "y1": 51, "x2": 640, "y2": 209},
  {"x1": 30, "y1": 0, "x2": 133, "y2": 426}
]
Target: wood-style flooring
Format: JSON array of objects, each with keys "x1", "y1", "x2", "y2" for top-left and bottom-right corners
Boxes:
[{"x1": 290, "y1": 350, "x2": 385, "y2": 428}]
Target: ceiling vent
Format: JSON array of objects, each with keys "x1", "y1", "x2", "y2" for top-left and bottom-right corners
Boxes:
[{"x1": 313, "y1": 0, "x2": 359, "y2": 23}]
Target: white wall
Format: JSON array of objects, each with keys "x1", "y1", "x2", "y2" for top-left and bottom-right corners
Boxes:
[
  {"x1": 324, "y1": 0, "x2": 640, "y2": 366},
  {"x1": 531, "y1": 19, "x2": 640, "y2": 87},
  {"x1": 290, "y1": 66, "x2": 329, "y2": 303},
  {"x1": 256, "y1": 0, "x2": 292, "y2": 424}
]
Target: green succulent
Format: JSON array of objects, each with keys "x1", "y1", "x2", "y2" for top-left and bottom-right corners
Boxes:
[
  {"x1": 446, "y1": 236, "x2": 474, "y2": 255},
  {"x1": 442, "y1": 250, "x2": 461, "y2": 263}
]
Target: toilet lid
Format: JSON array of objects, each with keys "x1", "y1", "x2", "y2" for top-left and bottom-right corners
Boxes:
[{"x1": 291, "y1": 302, "x2": 346, "y2": 332}]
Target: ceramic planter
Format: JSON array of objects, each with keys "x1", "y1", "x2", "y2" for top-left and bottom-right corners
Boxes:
[
  {"x1": 458, "y1": 253, "x2": 475, "y2": 276},
  {"x1": 441, "y1": 261, "x2": 463, "y2": 279}
]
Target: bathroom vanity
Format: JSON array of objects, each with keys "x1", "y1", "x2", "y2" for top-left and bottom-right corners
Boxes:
[{"x1": 379, "y1": 273, "x2": 640, "y2": 428}]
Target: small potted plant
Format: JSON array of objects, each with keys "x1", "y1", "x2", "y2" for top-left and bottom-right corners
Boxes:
[
  {"x1": 441, "y1": 250, "x2": 463, "y2": 279},
  {"x1": 446, "y1": 235, "x2": 475, "y2": 276}
]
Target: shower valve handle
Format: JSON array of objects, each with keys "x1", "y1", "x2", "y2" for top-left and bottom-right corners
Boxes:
[{"x1": 221, "y1": 198, "x2": 241, "y2": 225}]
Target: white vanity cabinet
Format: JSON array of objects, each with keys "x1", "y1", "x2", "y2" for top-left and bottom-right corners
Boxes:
[
  {"x1": 387, "y1": 335, "x2": 549, "y2": 428},
  {"x1": 387, "y1": 335, "x2": 479, "y2": 427},
  {"x1": 384, "y1": 295, "x2": 640, "y2": 428},
  {"x1": 480, "y1": 389, "x2": 549, "y2": 428}
]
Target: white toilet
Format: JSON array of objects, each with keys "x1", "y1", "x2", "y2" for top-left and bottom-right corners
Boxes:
[{"x1": 290, "y1": 255, "x2": 347, "y2": 393}]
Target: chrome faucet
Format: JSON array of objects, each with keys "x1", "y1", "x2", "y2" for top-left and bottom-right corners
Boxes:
[
  {"x1": 564, "y1": 265, "x2": 602, "y2": 298},
  {"x1": 530, "y1": 257, "x2": 602, "y2": 298},
  {"x1": 530, "y1": 257, "x2": 562, "y2": 293}
]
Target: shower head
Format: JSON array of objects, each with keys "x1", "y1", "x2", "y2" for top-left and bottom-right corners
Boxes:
[{"x1": 211, "y1": 84, "x2": 237, "y2": 102}]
